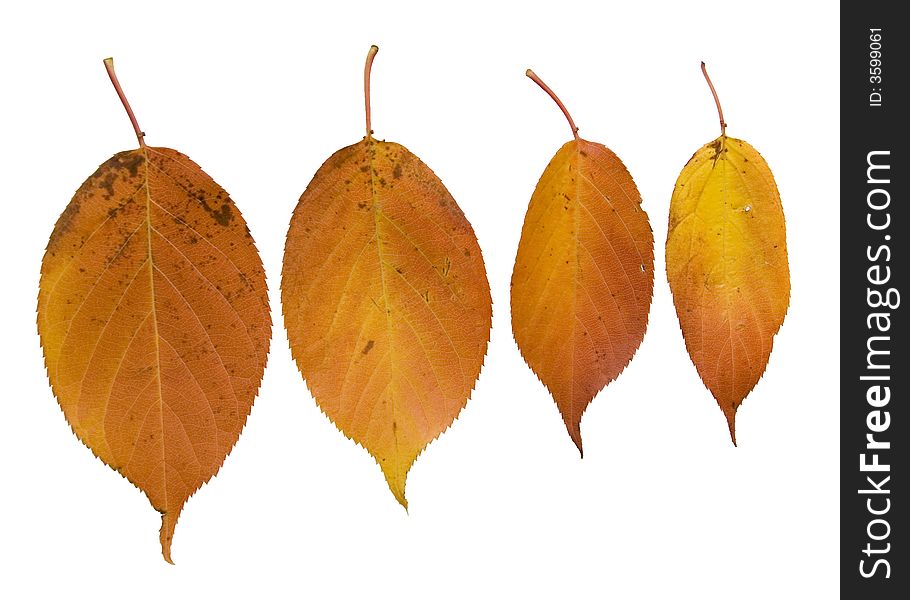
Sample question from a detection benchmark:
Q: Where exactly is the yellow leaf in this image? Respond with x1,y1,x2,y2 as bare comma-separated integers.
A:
666,64,790,444
281,46,491,507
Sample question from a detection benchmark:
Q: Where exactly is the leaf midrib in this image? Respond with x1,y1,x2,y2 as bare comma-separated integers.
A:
366,141,403,479
143,147,169,515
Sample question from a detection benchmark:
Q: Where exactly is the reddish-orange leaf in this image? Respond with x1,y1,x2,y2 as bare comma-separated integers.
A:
282,46,491,507
37,59,271,562
666,63,789,444
511,70,654,454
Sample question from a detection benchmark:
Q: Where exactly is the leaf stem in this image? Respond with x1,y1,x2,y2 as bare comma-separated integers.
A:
526,69,579,141
103,57,146,148
364,45,379,138
701,61,726,137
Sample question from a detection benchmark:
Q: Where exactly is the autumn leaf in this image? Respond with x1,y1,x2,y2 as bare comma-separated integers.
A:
37,59,271,562
510,70,654,454
281,46,491,507
665,63,790,444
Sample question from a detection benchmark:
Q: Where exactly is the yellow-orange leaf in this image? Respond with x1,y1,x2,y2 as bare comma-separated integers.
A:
666,64,789,444
37,60,270,563
281,47,491,507
511,71,654,454
666,136,789,443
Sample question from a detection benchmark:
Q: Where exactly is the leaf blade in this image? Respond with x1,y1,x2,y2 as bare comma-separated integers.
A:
511,139,654,452
666,136,790,442
282,138,491,506
38,147,271,562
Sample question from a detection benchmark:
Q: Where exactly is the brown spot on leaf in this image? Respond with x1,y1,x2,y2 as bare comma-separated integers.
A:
198,195,234,226
213,203,233,226
48,198,82,248
100,150,144,179
97,172,118,199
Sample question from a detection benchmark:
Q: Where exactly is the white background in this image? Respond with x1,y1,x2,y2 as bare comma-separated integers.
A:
1,1,839,597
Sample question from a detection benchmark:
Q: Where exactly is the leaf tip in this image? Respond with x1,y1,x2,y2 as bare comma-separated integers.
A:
392,487,409,512
566,420,584,458
381,464,410,511
159,508,183,565
159,515,176,564
725,408,738,447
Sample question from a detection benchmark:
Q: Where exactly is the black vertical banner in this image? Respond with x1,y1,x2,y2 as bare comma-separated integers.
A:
841,2,906,596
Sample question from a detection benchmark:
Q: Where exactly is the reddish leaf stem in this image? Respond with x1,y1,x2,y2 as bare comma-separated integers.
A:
526,69,579,141
364,45,379,138
701,61,726,137
103,57,146,148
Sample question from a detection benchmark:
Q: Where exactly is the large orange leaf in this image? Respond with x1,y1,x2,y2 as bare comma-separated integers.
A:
666,64,789,444
511,71,654,454
37,59,271,562
281,46,491,507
